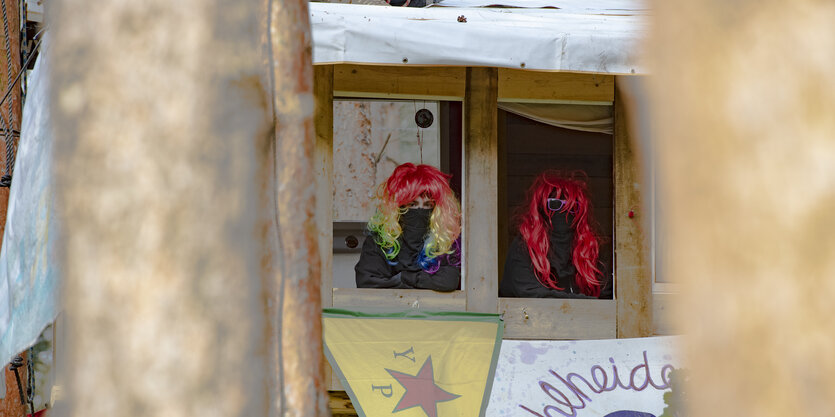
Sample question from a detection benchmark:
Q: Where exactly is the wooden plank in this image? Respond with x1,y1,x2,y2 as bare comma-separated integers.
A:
329,391,358,416
333,288,466,310
652,292,679,336
614,80,653,338
500,298,617,339
333,64,466,100
464,67,499,313
498,69,615,103
314,65,337,392
314,64,334,308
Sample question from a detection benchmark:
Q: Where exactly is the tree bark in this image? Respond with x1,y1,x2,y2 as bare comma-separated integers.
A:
268,0,329,415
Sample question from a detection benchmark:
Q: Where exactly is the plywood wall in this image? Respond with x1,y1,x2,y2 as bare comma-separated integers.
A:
332,101,440,221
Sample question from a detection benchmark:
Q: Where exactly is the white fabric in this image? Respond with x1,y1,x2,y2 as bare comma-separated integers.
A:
499,102,614,134
435,0,648,13
0,34,59,373
487,336,682,417
311,2,648,74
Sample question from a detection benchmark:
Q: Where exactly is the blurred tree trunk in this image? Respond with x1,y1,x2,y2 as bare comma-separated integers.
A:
47,0,324,415
650,1,835,416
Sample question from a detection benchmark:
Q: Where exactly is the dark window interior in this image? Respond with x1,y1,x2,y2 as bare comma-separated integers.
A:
499,110,614,298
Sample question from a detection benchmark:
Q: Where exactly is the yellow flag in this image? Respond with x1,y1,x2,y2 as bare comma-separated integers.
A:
323,309,503,417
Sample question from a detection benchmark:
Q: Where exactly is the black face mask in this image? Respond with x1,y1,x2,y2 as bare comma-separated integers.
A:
548,210,574,236
399,208,431,252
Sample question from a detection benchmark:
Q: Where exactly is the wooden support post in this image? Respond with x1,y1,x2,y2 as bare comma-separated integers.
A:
614,80,652,338
314,64,334,309
313,64,336,391
463,67,499,314
269,0,329,415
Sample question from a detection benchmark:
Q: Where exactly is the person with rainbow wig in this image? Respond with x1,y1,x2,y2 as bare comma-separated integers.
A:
355,163,461,291
500,171,611,299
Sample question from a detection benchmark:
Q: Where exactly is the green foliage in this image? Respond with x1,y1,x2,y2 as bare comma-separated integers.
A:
659,368,689,417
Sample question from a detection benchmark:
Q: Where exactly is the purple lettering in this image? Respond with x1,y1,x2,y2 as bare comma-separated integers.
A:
609,357,631,390
544,405,577,417
522,350,677,415
519,405,546,417
566,371,602,395
591,365,609,392
629,351,651,391
539,381,580,416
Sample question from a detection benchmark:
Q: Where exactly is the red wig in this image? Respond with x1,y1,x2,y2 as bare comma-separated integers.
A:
518,171,601,296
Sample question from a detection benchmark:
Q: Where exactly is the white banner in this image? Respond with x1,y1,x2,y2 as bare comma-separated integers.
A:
0,33,59,374
487,336,681,417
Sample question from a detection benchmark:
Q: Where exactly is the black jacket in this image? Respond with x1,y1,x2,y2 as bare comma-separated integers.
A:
500,212,611,299
355,209,460,292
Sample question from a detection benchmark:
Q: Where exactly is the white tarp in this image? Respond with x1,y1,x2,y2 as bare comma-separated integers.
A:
487,336,681,417
311,2,648,74
435,0,648,14
0,35,59,369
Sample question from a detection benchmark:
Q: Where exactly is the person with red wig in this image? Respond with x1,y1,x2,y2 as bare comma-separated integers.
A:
500,171,610,299
355,163,461,291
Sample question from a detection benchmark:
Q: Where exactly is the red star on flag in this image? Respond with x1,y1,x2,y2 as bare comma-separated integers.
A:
386,356,460,417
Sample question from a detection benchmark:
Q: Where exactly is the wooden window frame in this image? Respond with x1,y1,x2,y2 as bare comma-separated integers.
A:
315,65,651,347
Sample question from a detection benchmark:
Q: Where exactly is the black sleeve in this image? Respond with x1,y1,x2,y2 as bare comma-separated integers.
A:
499,237,594,299
400,259,460,292
355,235,407,289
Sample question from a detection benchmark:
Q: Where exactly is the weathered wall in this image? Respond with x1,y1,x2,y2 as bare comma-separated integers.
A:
650,1,835,415
333,101,439,221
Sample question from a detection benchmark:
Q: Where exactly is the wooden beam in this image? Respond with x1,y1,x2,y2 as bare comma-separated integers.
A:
652,292,678,336
333,288,466,311
333,64,466,100
498,69,615,103
315,65,338,393
614,80,652,338
500,298,617,340
314,64,334,308
464,67,499,314
328,391,358,416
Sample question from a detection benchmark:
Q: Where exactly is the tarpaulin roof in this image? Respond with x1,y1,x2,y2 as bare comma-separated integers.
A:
310,1,648,74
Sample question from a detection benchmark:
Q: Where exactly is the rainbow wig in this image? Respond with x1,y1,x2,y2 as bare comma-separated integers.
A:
367,163,461,273
518,171,602,297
